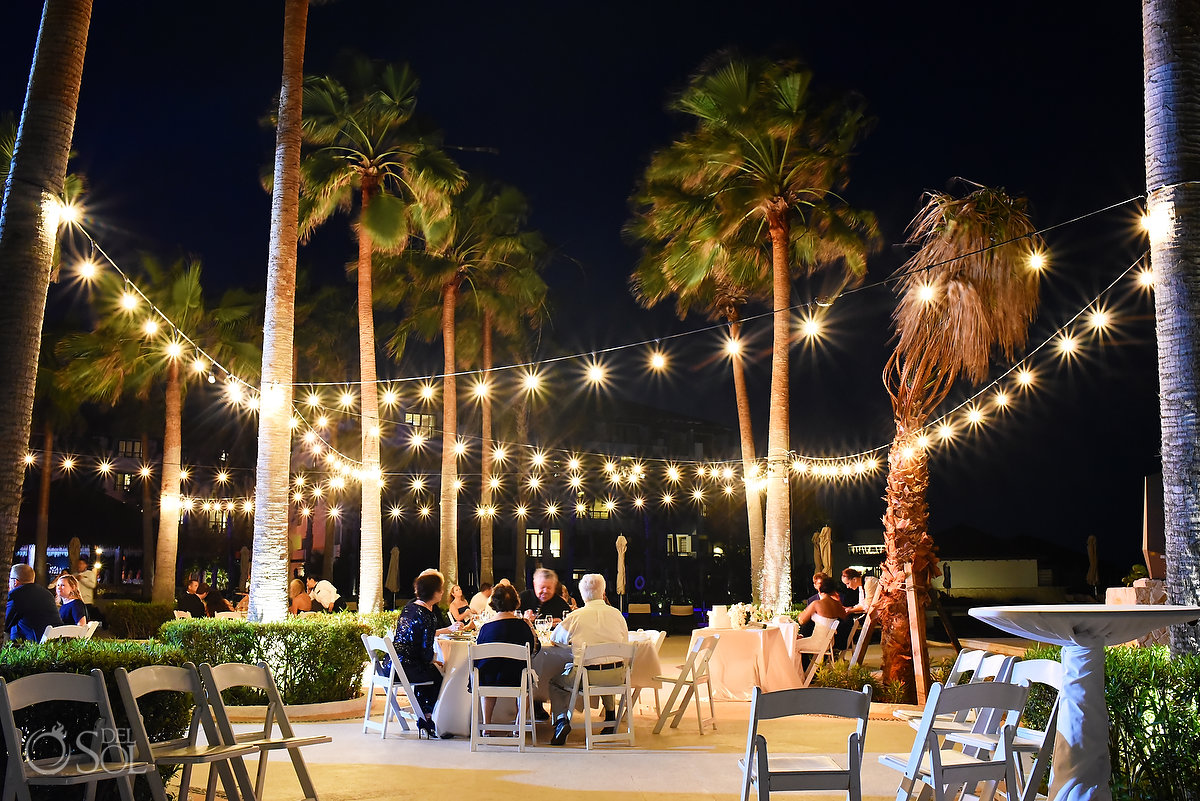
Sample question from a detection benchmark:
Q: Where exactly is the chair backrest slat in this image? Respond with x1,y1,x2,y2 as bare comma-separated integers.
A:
946,649,988,687
751,685,872,721
579,642,635,665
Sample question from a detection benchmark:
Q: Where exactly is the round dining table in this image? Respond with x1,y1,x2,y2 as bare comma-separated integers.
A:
970,604,1200,801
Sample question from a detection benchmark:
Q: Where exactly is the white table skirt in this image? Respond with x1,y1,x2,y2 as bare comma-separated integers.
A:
970,604,1200,801
430,632,662,737
689,625,802,701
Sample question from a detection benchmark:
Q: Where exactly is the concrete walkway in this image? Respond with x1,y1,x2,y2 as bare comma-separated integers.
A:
209,636,940,801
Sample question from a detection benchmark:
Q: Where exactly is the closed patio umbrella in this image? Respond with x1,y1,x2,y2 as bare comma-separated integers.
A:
385,546,401,594
615,535,628,598
239,546,250,592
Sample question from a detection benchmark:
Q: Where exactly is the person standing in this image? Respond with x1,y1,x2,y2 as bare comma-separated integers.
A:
73,557,97,605
6,564,61,642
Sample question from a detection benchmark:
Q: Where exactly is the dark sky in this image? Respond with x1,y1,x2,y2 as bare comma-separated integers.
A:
2,2,1156,570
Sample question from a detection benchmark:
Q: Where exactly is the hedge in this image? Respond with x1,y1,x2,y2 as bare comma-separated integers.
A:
1025,644,1200,801
156,616,371,704
102,601,176,640
0,639,189,801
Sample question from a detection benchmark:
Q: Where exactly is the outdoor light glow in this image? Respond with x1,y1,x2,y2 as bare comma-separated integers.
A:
604,460,617,474
916,435,931,449
369,425,380,438
143,319,159,336
62,457,76,472
1058,335,1077,355
515,505,528,518
381,389,398,406
246,395,260,411
666,466,681,482
1141,204,1174,243
661,493,674,506
411,432,426,448
178,468,190,481
801,318,821,338
453,479,463,491
576,502,587,514
339,391,355,408
57,202,81,225
966,407,984,426
295,474,306,487
568,457,581,471
302,431,317,445
420,383,436,400
473,380,490,399
527,475,542,490
917,284,936,303
488,477,501,490
521,371,542,392
791,460,804,473
306,393,321,407
901,446,916,461
1137,268,1156,288
293,492,304,503
121,292,138,310
216,470,230,483
289,417,301,430
723,484,734,495
166,341,182,359
633,496,645,508
692,488,705,501
1029,251,1047,271
532,451,547,468
650,351,667,370
995,392,1009,408
137,464,153,478
937,423,955,440
419,505,432,517
331,476,346,490
604,499,616,512
721,466,733,480
300,506,311,516
724,337,742,356
23,453,35,466
411,477,426,492
312,486,324,498
1016,369,1034,387
586,363,606,385
569,475,583,489
328,505,341,519
78,260,98,280
1089,310,1110,329
227,383,245,404
191,358,208,375
97,460,112,474
453,440,466,456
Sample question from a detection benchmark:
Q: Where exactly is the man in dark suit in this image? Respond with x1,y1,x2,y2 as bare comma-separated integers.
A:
6,563,62,642
176,578,207,619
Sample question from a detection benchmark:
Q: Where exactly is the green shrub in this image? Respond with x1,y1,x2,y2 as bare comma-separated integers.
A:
356,610,401,638
0,639,190,801
1024,644,1200,801
157,616,371,704
102,601,176,639
812,660,907,703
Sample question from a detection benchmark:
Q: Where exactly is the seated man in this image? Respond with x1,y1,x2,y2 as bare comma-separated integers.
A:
469,582,493,614
6,563,62,642
519,568,572,622
548,573,629,745
176,578,208,619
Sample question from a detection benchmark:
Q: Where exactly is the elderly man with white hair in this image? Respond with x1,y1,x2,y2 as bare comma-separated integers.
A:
547,572,628,745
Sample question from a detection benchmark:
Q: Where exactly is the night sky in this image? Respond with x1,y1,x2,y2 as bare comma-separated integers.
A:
2,2,1157,575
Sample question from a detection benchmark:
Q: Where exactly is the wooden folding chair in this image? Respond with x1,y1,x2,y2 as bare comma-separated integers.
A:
361,634,435,738
115,662,257,801
200,661,331,801
0,669,159,801
739,684,873,801
652,633,718,734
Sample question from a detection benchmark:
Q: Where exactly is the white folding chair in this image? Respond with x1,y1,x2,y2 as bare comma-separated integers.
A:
793,620,839,687
880,680,1030,801
893,649,991,722
115,662,257,801
215,611,240,619
568,642,636,748
739,684,873,801
40,623,90,642
174,611,192,619
0,669,159,801
200,661,331,801
903,654,1018,738
946,659,1063,801
652,633,718,734
360,634,436,738
467,642,537,751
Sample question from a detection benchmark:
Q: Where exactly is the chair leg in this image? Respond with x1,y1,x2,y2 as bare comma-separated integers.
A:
286,745,320,801
671,683,697,729
653,678,685,734
706,677,716,730
255,748,269,801
362,681,374,733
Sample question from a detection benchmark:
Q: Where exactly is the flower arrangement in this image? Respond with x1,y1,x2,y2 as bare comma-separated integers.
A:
728,602,776,628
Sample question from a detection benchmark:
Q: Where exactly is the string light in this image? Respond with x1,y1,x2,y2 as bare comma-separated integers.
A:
1029,251,1047,271
724,337,742,356
143,319,159,336
649,351,667,371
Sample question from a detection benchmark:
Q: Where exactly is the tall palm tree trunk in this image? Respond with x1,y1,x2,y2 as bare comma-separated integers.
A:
439,281,459,583
1145,0,1200,652
762,212,793,610
878,425,934,701
479,311,495,584
152,359,182,604
250,0,307,623
0,0,92,606
35,423,52,583
358,184,383,613
141,430,154,598
728,318,765,603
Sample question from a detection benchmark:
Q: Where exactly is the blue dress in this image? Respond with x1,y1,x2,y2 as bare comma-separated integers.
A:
383,601,443,715
59,598,87,625
474,617,539,686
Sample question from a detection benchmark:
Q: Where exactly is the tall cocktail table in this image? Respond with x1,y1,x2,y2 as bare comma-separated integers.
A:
970,604,1200,801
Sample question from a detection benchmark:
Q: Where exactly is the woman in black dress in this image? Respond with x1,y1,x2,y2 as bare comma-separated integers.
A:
473,583,540,726
388,571,447,737
448,584,474,625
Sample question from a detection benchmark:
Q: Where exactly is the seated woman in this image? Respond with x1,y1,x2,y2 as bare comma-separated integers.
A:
288,578,313,615
473,583,540,726
55,574,88,626
417,568,461,636
448,584,475,626
387,571,449,738
794,578,848,668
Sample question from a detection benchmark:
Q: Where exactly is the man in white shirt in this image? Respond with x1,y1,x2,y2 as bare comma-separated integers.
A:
469,582,493,614
548,573,628,745
74,558,97,605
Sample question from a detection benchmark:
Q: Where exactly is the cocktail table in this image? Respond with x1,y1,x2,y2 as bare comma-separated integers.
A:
970,604,1200,801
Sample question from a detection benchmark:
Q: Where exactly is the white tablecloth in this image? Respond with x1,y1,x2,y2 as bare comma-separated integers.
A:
970,604,1200,801
430,632,662,737
689,625,802,701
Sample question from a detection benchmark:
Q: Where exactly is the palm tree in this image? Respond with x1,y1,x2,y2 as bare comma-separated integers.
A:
0,0,92,606
1144,0,1200,653
880,185,1041,697
385,182,542,584
298,56,464,612
639,55,877,608
250,0,310,623
59,256,260,604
